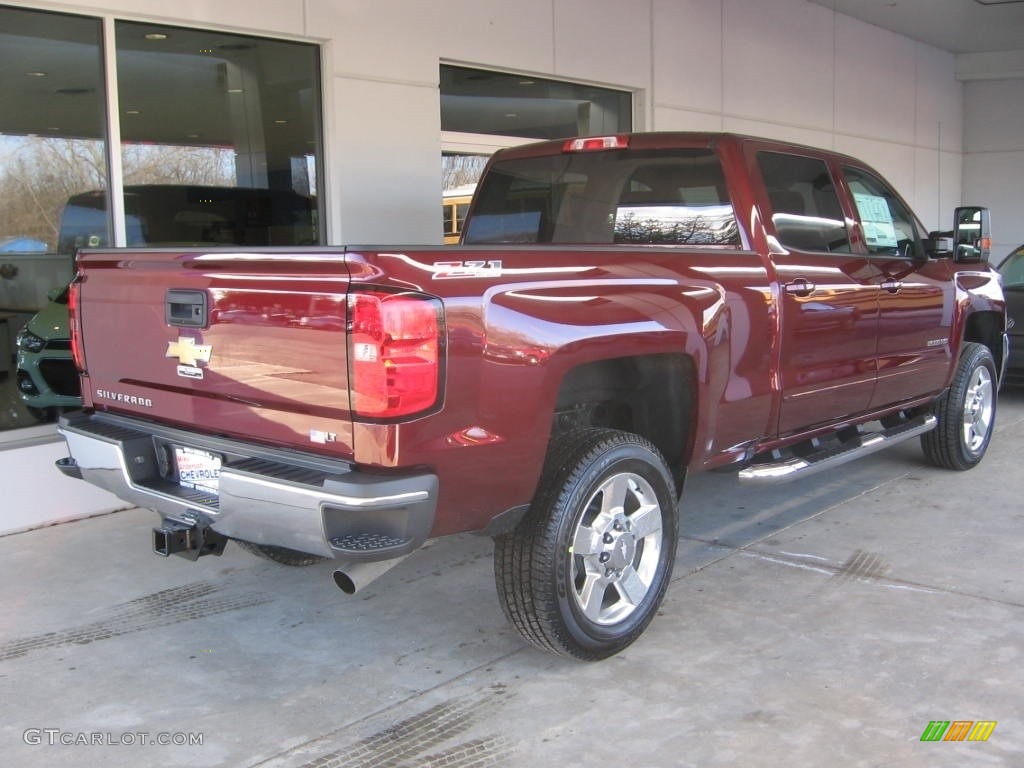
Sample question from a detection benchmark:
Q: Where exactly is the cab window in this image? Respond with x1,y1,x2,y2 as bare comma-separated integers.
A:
465,148,740,246
842,166,926,259
756,151,850,253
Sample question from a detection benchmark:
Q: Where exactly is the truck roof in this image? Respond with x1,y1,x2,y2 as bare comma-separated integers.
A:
491,131,866,165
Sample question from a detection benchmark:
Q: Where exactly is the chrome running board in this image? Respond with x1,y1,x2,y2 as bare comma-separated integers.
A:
738,414,936,484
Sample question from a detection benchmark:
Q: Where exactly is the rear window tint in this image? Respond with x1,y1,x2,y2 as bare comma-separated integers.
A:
464,149,740,247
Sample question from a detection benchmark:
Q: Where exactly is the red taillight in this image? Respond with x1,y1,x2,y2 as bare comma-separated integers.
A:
562,135,630,153
68,278,87,374
348,291,442,419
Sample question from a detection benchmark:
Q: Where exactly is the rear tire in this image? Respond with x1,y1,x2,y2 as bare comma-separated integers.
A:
494,428,679,660
235,540,326,566
921,342,997,470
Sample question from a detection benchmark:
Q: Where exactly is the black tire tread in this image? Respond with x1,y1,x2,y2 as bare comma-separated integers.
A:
921,342,996,471
494,428,677,660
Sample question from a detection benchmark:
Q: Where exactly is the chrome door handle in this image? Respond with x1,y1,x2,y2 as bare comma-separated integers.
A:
784,279,815,297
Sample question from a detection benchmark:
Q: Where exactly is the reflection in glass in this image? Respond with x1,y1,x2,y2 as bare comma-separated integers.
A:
0,6,105,430
115,21,323,244
441,65,631,140
614,204,740,246
0,11,327,432
0,7,106,267
757,151,851,254
441,153,487,243
465,148,739,246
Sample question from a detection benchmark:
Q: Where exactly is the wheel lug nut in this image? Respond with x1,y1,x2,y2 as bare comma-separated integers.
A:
603,533,614,544
599,552,610,563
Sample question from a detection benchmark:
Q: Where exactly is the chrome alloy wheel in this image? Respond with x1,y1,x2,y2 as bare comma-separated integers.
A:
569,471,664,626
962,365,994,454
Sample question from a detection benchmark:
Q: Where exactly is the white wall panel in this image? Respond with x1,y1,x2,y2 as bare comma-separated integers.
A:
834,14,915,146
964,79,1024,153
911,147,963,233
306,0,438,83
834,134,916,209
327,78,441,244
962,79,1024,260
438,0,556,75
552,0,650,89
87,0,307,37
722,0,835,132
652,0,723,115
964,149,1024,258
916,45,962,152
0,437,127,536
654,106,724,132
722,117,834,152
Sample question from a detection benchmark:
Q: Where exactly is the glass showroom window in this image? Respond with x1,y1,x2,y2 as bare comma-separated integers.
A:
0,6,325,432
113,21,323,248
0,5,106,430
439,64,632,243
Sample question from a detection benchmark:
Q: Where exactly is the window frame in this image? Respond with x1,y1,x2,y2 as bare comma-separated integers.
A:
754,149,853,256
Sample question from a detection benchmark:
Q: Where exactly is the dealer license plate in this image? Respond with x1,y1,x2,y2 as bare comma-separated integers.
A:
174,446,222,495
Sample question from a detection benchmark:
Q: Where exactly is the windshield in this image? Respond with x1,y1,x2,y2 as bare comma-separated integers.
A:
463,148,740,247
998,247,1024,288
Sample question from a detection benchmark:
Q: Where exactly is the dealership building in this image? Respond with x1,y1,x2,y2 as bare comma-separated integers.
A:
1,0,1024,524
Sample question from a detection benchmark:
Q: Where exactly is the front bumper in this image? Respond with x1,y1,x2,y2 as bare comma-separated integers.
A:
16,344,82,410
57,411,437,561
1003,328,1023,387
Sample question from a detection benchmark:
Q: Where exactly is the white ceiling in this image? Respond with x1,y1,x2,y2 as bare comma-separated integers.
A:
809,0,1024,54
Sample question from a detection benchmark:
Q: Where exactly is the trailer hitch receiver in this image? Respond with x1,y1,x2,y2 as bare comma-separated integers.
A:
153,517,227,560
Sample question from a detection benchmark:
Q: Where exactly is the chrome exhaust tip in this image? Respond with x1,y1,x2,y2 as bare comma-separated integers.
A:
332,557,408,594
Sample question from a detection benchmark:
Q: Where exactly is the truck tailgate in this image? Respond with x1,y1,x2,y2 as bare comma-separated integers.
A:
75,249,357,458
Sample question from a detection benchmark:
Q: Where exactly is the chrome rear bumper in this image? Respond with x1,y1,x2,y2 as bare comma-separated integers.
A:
58,412,437,560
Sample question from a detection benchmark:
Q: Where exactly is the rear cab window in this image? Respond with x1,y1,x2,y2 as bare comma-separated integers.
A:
463,148,741,247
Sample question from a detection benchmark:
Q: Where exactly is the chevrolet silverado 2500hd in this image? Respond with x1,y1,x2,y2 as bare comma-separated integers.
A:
57,132,1008,659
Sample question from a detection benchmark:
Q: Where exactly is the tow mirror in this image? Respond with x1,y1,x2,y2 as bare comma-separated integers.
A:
952,206,990,264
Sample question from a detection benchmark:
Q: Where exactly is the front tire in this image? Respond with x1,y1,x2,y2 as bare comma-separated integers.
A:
494,429,679,660
921,342,997,470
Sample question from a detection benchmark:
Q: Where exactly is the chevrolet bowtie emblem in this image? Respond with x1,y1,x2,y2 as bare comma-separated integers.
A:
166,336,212,367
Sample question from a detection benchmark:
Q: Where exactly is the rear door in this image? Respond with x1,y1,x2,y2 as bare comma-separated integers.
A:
752,147,879,435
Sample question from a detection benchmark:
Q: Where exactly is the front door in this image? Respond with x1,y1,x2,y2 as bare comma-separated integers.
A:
841,166,951,408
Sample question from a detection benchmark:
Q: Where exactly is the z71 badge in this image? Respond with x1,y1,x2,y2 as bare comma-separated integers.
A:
432,259,503,279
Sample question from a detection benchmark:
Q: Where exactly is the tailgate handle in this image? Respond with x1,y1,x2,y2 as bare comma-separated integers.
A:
166,289,208,327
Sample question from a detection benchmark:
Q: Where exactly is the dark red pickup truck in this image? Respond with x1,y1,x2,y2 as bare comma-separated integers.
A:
58,132,1007,659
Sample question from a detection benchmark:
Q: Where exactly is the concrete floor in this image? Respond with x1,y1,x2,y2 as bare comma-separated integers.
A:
1,391,1022,768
